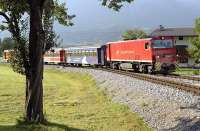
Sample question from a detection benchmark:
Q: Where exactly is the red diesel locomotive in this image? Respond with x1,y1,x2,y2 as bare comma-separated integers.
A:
103,37,176,74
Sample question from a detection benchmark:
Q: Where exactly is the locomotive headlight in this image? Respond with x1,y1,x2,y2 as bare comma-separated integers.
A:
156,56,160,59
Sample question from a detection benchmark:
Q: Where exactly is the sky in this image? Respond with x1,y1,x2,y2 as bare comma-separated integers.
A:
1,0,200,45
60,0,200,30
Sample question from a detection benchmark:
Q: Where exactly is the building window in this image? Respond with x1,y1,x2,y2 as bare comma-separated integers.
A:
179,36,184,40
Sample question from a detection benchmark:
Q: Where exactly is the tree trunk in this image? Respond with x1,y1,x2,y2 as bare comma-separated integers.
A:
25,0,45,123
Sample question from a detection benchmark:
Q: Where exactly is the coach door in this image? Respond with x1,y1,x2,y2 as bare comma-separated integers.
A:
60,50,65,62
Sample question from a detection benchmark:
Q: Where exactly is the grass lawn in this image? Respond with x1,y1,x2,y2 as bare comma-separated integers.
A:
0,64,152,131
175,67,200,75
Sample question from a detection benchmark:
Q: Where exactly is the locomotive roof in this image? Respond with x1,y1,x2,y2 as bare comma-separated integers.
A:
106,38,152,44
65,46,101,50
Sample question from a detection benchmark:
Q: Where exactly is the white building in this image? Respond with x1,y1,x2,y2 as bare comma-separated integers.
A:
151,27,198,67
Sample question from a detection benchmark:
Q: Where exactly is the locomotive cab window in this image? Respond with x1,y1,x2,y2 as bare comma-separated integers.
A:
145,42,150,49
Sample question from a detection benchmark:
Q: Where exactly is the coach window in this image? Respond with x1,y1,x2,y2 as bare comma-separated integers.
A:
93,51,96,56
85,51,88,56
77,51,80,56
145,42,150,49
83,51,85,55
72,50,74,56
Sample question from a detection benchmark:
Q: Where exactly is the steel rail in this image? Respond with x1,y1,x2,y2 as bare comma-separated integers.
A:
95,67,200,96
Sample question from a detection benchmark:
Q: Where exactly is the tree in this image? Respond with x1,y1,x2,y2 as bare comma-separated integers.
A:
122,29,147,40
0,0,134,123
0,0,73,123
189,18,200,65
101,0,134,11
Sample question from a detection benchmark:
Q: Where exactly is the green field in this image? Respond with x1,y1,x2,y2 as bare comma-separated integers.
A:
0,64,151,131
175,67,200,75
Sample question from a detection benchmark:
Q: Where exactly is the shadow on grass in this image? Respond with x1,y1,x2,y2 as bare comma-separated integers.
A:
0,121,85,131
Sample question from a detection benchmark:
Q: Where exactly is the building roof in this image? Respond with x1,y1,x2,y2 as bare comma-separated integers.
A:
150,27,197,37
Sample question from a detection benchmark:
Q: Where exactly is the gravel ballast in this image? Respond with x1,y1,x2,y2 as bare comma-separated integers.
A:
57,66,200,131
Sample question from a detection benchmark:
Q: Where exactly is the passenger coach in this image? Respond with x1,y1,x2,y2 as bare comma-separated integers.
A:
64,46,102,66
44,48,65,64
2,50,13,62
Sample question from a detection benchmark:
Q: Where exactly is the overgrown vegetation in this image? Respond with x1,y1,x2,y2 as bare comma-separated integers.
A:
0,64,151,131
189,18,200,66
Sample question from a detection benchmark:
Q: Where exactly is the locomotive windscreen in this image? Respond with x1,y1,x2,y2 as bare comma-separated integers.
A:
153,40,174,48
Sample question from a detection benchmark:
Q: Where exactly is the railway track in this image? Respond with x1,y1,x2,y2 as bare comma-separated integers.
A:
157,73,200,81
94,67,200,96
51,65,200,96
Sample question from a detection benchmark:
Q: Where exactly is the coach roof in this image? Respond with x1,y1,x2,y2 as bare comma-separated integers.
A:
65,45,101,50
